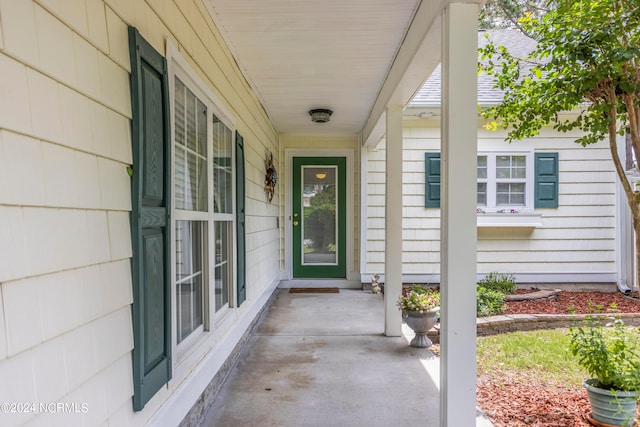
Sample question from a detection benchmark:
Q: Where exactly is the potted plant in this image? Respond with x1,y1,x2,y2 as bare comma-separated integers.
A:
569,313,640,426
397,285,440,348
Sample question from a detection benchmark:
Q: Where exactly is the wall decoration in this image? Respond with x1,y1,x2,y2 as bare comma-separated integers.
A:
265,153,277,203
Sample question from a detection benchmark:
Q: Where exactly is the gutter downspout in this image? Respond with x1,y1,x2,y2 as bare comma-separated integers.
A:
617,133,638,294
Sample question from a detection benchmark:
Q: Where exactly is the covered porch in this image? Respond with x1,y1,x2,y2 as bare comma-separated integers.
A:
201,289,493,426
205,0,482,425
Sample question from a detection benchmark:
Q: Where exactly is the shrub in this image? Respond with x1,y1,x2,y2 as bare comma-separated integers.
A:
477,272,517,294
569,314,640,392
477,286,506,317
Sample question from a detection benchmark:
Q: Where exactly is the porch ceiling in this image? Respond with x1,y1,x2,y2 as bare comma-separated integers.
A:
203,0,425,137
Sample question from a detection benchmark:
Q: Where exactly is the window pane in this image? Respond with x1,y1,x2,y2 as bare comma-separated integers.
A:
176,221,206,343
477,182,487,206
186,90,196,151
175,79,186,147
183,152,207,211
213,115,233,214
511,183,525,205
477,156,487,179
215,221,232,311
496,183,526,206
512,156,526,178
174,77,207,212
496,156,511,179
496,155,527,179
175,148,186,208
511,193,525,205
197,99,207,154
302,167,337,265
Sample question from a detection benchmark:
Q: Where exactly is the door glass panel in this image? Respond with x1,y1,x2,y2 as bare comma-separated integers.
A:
302,166,337,265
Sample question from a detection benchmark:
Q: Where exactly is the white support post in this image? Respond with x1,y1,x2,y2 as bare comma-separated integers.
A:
440,3,478,427
384,105,403,337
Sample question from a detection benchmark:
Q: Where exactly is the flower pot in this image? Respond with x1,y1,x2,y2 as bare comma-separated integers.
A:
583,379,639,427
403,307,439,348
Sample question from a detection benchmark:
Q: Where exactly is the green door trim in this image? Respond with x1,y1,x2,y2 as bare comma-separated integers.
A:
292,157,347,278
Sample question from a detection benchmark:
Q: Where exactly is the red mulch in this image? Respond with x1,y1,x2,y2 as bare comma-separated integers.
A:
477,291,640,427
505,290,640,315
477,375,592,427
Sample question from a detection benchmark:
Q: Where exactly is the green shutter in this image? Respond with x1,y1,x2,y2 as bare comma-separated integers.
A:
534,152,559,208
425,152,441,208
128,26,172,411
235,132,246,306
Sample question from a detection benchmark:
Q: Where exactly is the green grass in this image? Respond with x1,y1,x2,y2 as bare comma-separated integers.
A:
477,329,587,385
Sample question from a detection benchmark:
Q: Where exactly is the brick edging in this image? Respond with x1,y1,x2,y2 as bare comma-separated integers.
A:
427,313,640,344
477,313,640,336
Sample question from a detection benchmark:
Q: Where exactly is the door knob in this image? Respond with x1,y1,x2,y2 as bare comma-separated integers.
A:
293,221,299,226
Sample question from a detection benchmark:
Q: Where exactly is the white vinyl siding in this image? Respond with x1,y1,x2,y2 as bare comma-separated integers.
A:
0,1,281,426
365,122,617,280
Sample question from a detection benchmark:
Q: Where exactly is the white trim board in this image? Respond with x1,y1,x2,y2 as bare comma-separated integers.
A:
359,147,369,279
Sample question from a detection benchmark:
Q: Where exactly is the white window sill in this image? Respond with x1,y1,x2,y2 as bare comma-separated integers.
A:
476,212,542,227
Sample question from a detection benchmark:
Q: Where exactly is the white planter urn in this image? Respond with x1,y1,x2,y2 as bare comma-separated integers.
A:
403,307,439,348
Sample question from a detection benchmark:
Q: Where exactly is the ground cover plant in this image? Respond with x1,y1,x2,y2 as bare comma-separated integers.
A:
477,286,507,317
478,272,517,294
476,272,515,316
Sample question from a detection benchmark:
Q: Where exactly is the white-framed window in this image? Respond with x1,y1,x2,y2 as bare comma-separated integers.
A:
168,43,236,356
477,151,534,211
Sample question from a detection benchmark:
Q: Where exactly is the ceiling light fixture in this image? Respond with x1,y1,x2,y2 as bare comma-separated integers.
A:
309,109,333,123
315,173,327,179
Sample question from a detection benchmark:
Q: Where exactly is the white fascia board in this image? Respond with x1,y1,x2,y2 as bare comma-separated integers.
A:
362,0,447,147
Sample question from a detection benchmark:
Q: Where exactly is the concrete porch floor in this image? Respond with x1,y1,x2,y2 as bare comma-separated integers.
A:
201,289,493,427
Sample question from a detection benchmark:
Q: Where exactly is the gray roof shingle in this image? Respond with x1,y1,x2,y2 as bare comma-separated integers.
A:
409,29,537,107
